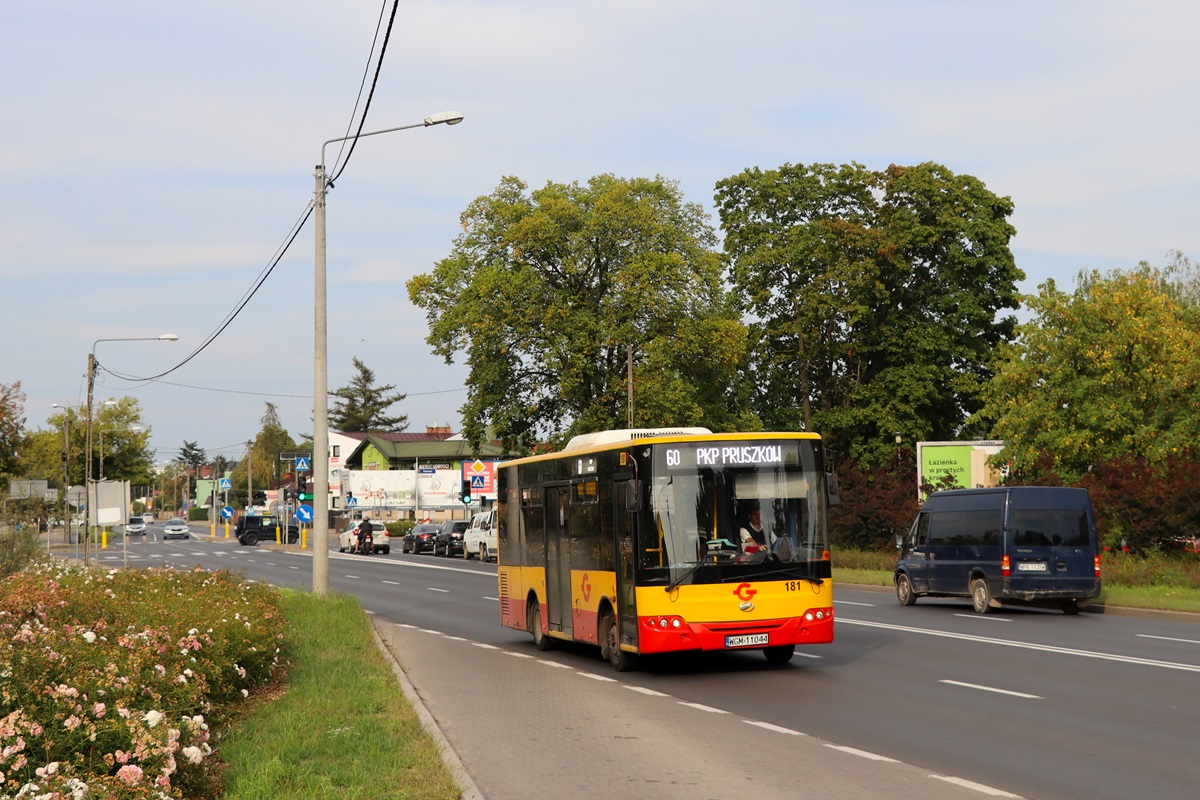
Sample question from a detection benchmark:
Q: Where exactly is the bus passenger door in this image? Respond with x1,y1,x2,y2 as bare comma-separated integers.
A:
614,479,637,650
545,485,570,634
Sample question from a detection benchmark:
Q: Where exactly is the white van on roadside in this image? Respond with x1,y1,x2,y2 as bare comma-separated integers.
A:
464,509,497,562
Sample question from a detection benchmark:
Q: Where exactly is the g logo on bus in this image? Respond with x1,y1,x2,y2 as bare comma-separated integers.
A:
734,583,757,602
580,573,592,603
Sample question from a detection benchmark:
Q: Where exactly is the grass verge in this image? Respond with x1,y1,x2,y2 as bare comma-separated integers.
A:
218,590,460,800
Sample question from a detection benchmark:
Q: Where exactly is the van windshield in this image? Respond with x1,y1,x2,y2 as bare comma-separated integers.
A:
1012,509,1089,547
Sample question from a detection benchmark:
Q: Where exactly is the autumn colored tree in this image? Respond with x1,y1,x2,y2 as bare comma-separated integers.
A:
0,381,26,482
979,263,1200,483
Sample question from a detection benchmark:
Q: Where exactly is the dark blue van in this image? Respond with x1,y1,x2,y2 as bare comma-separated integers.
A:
894,487,1101,614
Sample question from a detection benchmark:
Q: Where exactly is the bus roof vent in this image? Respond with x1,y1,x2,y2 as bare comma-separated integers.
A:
563,427,714,452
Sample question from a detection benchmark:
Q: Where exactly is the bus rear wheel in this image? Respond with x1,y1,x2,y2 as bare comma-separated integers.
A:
529,602,552,651
600,611,636,672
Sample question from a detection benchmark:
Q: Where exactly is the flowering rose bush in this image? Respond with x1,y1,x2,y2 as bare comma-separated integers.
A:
0,563,289,799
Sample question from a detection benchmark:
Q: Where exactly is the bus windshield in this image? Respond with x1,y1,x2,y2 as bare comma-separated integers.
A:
638,439,829,585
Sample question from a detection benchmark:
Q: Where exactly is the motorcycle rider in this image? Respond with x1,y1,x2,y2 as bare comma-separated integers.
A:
356,517,374,554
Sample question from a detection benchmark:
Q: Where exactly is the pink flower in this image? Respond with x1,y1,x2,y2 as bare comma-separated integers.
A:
63,715,81,731
92,702,106,718
116,764,144,786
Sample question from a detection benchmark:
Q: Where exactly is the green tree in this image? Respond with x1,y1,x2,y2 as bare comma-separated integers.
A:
978,263,1200,482
229,403,301,508
177,441,206,499
408,174,752,453
0,381,26,482
329,357,408,433
92,397,154,485
715,162,1022,465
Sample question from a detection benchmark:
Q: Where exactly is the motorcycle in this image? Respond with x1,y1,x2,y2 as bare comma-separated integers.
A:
356,528,374,555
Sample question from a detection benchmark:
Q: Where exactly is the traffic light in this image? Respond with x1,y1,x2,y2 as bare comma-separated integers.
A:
282,488,291,502
461,479,472,505
297,478,312,502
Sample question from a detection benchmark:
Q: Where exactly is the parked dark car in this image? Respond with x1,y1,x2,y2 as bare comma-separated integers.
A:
235,514,299,546
433,520,469,557
402,523,441,554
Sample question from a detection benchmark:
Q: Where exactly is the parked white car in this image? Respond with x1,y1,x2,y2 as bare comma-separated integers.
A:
464,509,497,562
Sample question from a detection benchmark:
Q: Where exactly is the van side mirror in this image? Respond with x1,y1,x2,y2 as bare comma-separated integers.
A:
625,480,642,512
894,532,903,549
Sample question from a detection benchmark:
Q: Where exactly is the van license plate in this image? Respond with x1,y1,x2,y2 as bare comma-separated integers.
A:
725,634,769,648
1017,562,1048,572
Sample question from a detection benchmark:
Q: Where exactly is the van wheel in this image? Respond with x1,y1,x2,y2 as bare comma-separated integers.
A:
896,573,917,606
480,543,490,563
971,578,993,614
601,611,636,672
1061,599,1081,615
529,602,552,651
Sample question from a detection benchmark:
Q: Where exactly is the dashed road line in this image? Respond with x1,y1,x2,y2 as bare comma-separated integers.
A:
940,680,1041,699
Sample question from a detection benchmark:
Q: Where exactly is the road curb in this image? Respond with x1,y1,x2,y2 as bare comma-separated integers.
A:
370,622,485,800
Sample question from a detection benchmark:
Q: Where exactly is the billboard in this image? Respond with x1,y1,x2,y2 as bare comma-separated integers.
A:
916,440,1005,500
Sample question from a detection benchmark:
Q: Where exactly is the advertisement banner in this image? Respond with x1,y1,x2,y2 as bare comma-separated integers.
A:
916,440,1004,500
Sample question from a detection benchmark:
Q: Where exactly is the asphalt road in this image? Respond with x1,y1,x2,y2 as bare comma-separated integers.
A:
73,525,1200,800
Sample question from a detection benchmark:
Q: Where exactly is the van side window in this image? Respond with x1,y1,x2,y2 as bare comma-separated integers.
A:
929,510,1001,546
1013,509,1089,547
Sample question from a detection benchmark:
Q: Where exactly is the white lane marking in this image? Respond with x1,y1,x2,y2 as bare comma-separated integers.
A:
428,587,449,593
472,643,500,650
444,636,466,641
929,775,1024,798
678,701,727,714
954,613,1011,622
840,618,1200,673
382,580,399,585
625,686,669,697
940,680,1041,699
579,672,617,683
483,595,499,601
1137,634,1200,646
418,628,442,635
825,744,897,762
834,600,875,607
505,652,535,659
345,575,360,579
794,652,822,659
744,720,805,736
288,565,299,570
540,661,573,669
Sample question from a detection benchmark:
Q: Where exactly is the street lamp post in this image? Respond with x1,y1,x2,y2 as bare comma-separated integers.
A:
85,334,178,565
311,111,463,596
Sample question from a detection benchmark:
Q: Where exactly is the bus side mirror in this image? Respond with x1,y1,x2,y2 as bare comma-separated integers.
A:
625,480,641,512
825,473,841,506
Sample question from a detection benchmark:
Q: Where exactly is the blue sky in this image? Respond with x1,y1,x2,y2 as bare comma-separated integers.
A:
4,1,1197,463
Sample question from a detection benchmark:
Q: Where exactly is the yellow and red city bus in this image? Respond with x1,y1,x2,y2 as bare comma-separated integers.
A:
497,428,834,671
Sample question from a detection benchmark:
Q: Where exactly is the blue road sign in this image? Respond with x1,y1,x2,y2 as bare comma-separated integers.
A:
221,505,234,519
346,497,358,508
470,475,486,489
295,457,310,472
297,504,313,522
219,477,232,491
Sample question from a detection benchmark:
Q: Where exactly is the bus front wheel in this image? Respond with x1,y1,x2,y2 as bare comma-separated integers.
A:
763,645,795,664
600,611,636,672
529,602,552,651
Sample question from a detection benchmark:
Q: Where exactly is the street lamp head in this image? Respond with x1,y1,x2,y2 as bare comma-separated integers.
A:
424,110,464,126
159,333,179,341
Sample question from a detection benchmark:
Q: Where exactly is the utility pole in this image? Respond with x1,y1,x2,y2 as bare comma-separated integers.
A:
247,440,253,515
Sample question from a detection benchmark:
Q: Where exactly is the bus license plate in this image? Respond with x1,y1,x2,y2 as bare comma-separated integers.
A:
725,633,769,648
1017,562,1048,572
